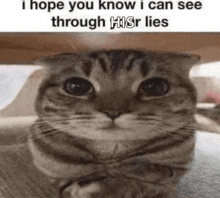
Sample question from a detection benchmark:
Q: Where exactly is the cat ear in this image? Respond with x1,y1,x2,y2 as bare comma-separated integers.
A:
32,55,53,68
175,53,201,76
34,56,50,67
32,55,62,77
33,53,75,67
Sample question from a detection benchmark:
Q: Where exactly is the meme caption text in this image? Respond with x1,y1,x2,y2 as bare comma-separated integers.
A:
22,0,203,30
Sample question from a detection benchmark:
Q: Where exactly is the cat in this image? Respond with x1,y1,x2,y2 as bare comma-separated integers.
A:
28,49,200,198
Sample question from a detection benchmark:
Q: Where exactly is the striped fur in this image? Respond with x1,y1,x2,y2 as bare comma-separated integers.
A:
29,50,200,198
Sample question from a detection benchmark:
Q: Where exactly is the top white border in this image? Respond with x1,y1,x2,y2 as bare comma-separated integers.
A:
0,0,219,32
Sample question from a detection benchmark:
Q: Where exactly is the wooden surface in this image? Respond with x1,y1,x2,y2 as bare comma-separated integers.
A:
0,33,220,64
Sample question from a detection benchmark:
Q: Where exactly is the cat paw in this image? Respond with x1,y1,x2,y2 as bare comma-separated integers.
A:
60,181,101,198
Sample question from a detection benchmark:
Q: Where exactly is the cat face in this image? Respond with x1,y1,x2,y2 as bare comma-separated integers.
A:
35,50,199,143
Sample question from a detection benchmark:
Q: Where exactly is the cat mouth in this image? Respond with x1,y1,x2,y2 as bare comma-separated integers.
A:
98,123,132,132
99,122,123,130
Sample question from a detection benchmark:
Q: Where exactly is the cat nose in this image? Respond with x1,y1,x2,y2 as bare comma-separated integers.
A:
104,110,122,120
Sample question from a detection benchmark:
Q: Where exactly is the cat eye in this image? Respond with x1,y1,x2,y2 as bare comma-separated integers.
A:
63,77,93,96
139,78,169,96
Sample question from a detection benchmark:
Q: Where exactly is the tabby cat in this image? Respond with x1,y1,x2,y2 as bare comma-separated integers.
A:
29,50,200,198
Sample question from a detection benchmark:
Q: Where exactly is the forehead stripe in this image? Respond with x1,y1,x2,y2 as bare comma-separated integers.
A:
111,52,127,73
140,61,150,77
82,61,92,76
126,57,137,71
98,58,108,73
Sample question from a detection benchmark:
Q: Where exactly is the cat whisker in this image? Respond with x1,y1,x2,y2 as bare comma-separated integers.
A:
30,122,71,131
28,132,60,141
16,134,29,143
38,116,97,123
28,126,75,140
36,123,74,131
163,129,194,141
137,118,161,121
